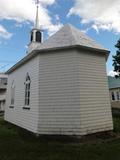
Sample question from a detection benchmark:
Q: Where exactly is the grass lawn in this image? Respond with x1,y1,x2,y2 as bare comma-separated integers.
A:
1,117,120,160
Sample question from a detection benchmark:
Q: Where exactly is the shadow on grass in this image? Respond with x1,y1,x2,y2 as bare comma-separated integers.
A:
0,116,120,160
0,117,117,144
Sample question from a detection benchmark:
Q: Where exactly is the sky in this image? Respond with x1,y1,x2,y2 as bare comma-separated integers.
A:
0,0,120,76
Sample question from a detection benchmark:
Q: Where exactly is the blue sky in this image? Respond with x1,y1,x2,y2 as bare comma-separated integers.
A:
0,0,120,76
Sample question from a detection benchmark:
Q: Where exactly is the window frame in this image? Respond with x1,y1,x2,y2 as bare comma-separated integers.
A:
116,91,120,101
24,73,31,109
10,80,15,108
36,31,41,42
111,91,115,101
111,90,120,101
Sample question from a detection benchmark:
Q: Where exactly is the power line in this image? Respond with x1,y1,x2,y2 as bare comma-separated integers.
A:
0,63,14,72
0,60,17,72
0,60,16,63
0,64,9,69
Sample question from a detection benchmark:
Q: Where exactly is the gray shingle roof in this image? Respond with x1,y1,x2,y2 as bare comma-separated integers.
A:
108,76,120,89
35,24,108,52
6,24,109,74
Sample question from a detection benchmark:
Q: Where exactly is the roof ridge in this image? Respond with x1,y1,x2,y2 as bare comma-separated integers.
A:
67,24,78,45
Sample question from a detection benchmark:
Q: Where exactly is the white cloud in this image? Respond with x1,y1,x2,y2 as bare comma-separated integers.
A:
68,0,120,33
0,25,12,39
92,24,99,34
38,0,56,6
108,70,118,77
80,28,90,34
0,0,62,35
55,14,60,21
46,23,63,36
15,23,23,28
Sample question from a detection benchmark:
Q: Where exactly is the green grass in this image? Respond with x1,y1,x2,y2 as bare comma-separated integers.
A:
1,117,120,160
113,117,120,133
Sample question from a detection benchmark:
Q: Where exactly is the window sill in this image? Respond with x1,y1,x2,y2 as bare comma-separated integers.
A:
23,106,30,110
9,106,14,108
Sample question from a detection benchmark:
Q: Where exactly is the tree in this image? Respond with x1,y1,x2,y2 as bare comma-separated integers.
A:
113,39,120,77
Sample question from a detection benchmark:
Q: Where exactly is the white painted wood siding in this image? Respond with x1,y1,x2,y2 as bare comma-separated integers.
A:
5,55,39,133
38,49,81,135
5,48,113,136
38,49,113,135
77,50,113,135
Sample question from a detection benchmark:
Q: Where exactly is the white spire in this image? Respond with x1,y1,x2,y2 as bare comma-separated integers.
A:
35,0,39,29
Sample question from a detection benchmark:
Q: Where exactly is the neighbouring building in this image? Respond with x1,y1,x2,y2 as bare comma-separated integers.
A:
0,73,8,112
4,4,113,136
108,76,120,109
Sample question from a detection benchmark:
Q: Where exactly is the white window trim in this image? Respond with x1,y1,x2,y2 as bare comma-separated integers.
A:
10,80,15,107
111,91,120,102
23,73,31,109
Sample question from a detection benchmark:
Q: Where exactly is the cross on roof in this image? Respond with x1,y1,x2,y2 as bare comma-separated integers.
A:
35,0,40,6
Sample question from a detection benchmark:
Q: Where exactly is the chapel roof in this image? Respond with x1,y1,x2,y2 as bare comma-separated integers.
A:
6,24,109,74
35,24,108,52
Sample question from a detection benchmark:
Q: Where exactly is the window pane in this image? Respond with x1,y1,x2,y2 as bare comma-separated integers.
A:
28,91,30,97
116,92,120,100
31,31,33,42
24,74,31,106
112,92,115,101
11,81,15,105
28,83,30,90
36,31,41,42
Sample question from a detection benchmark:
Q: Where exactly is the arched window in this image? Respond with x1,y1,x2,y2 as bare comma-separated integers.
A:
25,73,31,106
36,31,41,42
11,80,15,106
31,31,33,42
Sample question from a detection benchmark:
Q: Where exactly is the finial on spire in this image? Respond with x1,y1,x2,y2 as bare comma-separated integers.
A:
35,0,40,29
35,0,39,7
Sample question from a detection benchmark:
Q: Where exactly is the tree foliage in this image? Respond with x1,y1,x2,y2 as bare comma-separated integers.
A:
113,39,120,77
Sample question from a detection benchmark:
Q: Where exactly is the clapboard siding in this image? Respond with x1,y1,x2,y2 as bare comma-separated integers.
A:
5,55,39,133
5,48,113,136
38,49,82,135
38,49,113,135
77,50,113,135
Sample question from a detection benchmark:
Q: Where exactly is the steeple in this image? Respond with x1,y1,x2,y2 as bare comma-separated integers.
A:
27,0,42,54
35,1,39,29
